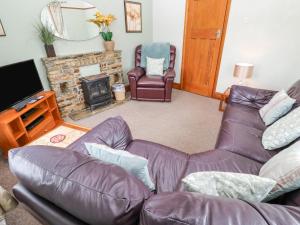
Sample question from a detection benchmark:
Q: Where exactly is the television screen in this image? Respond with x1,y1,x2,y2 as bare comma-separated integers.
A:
0,59,44,112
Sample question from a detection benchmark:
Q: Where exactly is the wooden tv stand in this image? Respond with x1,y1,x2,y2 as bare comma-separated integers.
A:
0,91,63,159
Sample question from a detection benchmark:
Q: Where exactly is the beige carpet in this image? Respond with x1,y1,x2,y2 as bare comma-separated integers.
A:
0,89,223,225
66,89,223,154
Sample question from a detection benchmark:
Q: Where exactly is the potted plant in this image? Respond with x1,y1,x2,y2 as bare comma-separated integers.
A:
36,23,56,57
88,12,116,51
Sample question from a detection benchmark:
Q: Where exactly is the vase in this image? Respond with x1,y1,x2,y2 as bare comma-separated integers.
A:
103,41,115,52
44,44,56,57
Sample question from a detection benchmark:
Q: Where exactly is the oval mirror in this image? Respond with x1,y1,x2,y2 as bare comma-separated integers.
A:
41,0,99,41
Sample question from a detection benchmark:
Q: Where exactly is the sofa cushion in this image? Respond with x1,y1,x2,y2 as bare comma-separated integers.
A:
9,146,151,225
140,192,270,225
262,106,300,150
259,90,296,126
182,171,276,202
140,192,300,225
177,150,262,192
222,103,266,130
126,140,189,193
0,186,18,213
146,57,165,76
137,76,165,88
67,116,133,154
215,119,278,163
85,143,155,190
260,141,300,201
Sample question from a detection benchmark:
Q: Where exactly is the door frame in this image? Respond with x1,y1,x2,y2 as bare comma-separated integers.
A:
180,0,232,99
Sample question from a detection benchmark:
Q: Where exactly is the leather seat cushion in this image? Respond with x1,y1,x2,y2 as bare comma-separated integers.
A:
215,119,280,163
137,76,165,88
126,140,189,193
222,103,266,131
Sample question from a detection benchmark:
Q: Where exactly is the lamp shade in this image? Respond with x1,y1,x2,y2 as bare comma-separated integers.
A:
233,63,254,79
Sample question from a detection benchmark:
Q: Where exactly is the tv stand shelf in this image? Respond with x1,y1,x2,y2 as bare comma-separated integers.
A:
0,91,63,159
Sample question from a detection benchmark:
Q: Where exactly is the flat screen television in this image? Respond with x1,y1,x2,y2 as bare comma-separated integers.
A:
0,59,44,112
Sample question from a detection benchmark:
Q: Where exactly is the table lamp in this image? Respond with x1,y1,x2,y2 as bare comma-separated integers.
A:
233,63,254,85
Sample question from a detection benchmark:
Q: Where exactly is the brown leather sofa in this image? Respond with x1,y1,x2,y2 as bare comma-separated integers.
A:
127,45,176,102
8,80,300,225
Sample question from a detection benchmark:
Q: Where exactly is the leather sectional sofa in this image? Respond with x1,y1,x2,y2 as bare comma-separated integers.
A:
9,81,300,225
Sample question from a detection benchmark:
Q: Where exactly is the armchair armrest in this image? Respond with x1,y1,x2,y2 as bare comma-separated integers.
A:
127,67,146,81
229,85,277,109
163,69,176,82
140,192,300,225
67,116,133,154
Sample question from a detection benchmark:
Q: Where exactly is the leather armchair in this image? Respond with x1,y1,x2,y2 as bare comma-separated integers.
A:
127,45,176,102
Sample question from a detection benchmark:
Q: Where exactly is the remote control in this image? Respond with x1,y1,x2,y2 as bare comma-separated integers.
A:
28,99,37,104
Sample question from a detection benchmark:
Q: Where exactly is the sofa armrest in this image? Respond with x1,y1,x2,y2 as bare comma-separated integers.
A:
127,67,146,80
9,146,151,225
229,85,277,109
163,69,176,82
67,116,133,154
140,192,300,225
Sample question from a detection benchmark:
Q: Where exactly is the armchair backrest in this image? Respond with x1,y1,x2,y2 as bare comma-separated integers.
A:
135,45,176,70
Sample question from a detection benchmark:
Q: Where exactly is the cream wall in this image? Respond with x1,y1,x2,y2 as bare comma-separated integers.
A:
0,0,153,89
217,0,300,92
152,0,186,84
152,0,300,92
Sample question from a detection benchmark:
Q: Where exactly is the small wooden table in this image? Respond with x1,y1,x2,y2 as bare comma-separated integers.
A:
219,87,231,112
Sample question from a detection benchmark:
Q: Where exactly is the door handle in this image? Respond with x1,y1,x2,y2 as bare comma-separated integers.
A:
216,29,222,39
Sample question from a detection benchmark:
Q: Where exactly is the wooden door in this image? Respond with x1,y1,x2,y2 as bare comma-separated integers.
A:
181,0,231,97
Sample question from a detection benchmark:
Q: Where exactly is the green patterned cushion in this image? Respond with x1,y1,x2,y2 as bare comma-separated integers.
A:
182,172,276,202
0,186,18,215
259,90,295,126
262,106,300,150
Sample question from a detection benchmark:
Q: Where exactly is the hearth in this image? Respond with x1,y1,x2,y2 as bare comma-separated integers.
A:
80,74,112,110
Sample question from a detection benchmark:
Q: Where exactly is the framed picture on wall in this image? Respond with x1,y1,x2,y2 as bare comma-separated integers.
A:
124,1,142,33
0,20,6,36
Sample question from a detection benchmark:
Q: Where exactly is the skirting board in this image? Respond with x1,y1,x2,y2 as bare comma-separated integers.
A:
126,83,224,100
213,92,224,100
126,83,182,91
173,83,181,90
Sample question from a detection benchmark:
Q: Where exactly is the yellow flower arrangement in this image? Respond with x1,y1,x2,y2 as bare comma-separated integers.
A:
88,11,116,41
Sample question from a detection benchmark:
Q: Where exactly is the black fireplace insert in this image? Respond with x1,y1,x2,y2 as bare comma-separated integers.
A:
80,74,112,110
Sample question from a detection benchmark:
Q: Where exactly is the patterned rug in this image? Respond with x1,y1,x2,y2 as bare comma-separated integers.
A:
28,125,86,148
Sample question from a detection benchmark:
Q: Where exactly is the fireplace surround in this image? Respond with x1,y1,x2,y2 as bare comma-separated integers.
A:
42,51,123,117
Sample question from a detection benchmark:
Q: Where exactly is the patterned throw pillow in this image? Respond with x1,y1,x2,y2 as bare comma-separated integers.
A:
260,141,300,201
262,106,300,150
259,90,296,126
85,143,155,190
182,172,276,202
0,186,18,214
146,57,165,76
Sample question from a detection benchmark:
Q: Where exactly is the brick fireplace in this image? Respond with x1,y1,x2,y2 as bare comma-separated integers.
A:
42,51,123,117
